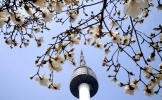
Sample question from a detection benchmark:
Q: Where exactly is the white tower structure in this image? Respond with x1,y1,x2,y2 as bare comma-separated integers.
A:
70,50,98,100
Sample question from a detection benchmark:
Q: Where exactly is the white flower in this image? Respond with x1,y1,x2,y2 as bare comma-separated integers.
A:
53,54,65,64
53,83,61,90
64,52,74,60
0,11,9,28
5,39,12,45
33,27,40,33
159,63,162,69
135,51,141,60
87,25,94,30
154,74,162,84
86,25,94,33
71,0,79,6
55,43,62,51
107,30,115,37
42,7,54,22
48,54,64,72
131,39,136,44
10,10,24,25
35,73,48,87
64,0,72,5
143,86,154,97
105,49,111,55
24,4,32,16
94,41,103,49
54,2,64,13
29,75,33,79
132,79,138,84
110,31,121,44
94,25,101,33
111,77,117,82
148,80,156,89
24,42,29,47
109,20,118,26
37,37,44,47
93,33,100,40
86,38,92,45
148,53,155,61
123,0,148,18
49,61,63,72
124,84,138,95
121,36,130,45
67,10,78,22
32,0,45,7
117,82,122,87
37,37,44,43
159,33,162,38
143,65,153,79
69,36,80,47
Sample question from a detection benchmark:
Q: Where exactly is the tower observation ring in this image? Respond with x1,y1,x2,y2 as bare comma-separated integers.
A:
70,66,99,98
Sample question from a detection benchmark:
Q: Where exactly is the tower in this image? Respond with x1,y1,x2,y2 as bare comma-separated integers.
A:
70,50,99,100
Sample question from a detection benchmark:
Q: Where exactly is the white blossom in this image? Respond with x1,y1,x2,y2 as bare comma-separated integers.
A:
53,83,61,90
37,37,44,44
71,0,79,6
0,11,9,28
33,27,40,33
135,51,141,60
143,65,153,79
37,37,44,47
24,4,33,16
5,39,12,45
69,36,80,47
124,84,138,95
148,55,155,61
48,54,64,72
110,31,121,44
32,0,45,7
107,30,116,37
49,61,62,72
94,41,103,49
86,38,92,45
121,36,130,45
159,63,162,69
29,75,33,79
143,86,154,97
64,52,74,60
35,73,48,87
24,42,29,47
131,39,136,44
42,7,54,22
117,82,122,87
10,10,24,25
159,33,162,39
109,20,118,26
64,0,72,5
105,49,111,55
92,33,100,40
54,2,64,13
55,43,62,51
67,10,78,22
123,0,148,18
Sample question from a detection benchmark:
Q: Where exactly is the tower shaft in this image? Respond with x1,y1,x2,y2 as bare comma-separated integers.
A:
79,83,90,100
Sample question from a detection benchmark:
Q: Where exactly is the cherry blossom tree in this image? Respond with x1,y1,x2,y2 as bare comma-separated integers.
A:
0,0,162,97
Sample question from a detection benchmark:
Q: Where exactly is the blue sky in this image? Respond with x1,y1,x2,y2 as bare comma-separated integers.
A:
0,0,162,100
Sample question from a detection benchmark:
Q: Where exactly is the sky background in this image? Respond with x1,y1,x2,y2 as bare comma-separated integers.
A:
0,0,162,100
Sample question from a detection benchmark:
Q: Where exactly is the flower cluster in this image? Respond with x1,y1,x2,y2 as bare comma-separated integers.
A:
34,73,61,90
